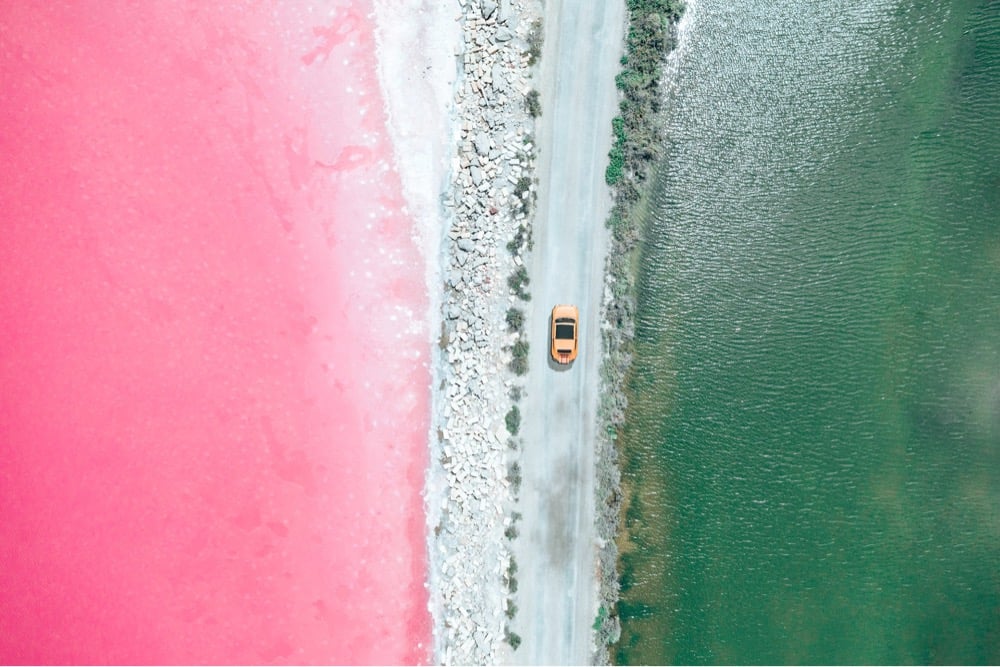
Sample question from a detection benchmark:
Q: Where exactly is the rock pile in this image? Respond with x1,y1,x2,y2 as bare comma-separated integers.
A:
429,0,540,664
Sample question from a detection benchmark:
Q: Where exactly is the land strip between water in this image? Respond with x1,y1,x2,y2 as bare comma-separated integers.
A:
377,0,684,663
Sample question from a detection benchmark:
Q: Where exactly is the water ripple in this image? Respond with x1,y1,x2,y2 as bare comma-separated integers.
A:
618,0,1000,663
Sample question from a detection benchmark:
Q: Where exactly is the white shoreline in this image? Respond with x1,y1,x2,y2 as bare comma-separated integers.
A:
373,0,541,663
370,2,461,661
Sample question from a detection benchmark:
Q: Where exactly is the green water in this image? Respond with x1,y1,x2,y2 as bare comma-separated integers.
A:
616,0,1000,664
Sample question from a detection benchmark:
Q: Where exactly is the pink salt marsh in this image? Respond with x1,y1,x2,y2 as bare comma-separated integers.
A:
0,3,431,663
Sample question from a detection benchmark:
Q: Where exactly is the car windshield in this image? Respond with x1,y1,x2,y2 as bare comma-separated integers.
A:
555,324,575,340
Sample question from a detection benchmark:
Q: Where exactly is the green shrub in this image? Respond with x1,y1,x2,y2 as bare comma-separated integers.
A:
593,605,608,631
525,18,543,65
507,461,522,492
506,307,525,332
507,220,531,252
508,266,531,301
606,143,625,185
612,116,626,142
510,339,529,375
514,176,532,198
606,116,629,186
525,89,541,117
505,405,521,435
507,176,534,215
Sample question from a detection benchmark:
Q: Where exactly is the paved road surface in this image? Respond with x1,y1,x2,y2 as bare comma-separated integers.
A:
509,1,625,663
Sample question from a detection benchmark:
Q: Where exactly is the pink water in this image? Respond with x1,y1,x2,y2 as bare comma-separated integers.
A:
0,3,431,664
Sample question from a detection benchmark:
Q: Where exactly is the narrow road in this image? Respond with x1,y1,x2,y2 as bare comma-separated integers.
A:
509,1,625,663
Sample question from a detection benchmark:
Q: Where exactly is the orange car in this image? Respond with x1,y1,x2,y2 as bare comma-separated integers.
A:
550,304,579,364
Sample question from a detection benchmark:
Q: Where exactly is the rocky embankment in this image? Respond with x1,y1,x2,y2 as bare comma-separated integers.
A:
427,0,540,664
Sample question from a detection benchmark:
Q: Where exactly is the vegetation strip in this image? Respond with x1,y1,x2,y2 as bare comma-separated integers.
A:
593,0,685,662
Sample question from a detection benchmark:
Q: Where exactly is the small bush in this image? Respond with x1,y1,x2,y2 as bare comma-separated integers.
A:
508,266,531,300
506,307,525,332
525,90,541,117
513,178,536,217
505,405,521,435
510,339,529,375
508,266,528,291
504,524,519,540
513,176,532,198
525,18,543,65
612,115,626,142
507,461,522,492
507,222,531,253
506,630,522,650
593,605,608,631
606,141,625,186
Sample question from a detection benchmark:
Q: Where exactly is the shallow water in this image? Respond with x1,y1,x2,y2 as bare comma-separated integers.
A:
0,3,430,663
617,0,1000,663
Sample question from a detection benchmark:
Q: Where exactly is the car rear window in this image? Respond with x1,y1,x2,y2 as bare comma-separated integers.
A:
555,324,575,340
